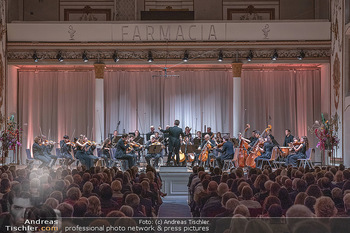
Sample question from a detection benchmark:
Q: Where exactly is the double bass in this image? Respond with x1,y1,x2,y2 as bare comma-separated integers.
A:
237,124,251,168
245,125,272,168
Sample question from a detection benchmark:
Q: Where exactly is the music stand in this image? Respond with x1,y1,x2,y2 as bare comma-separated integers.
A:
148,145,162,154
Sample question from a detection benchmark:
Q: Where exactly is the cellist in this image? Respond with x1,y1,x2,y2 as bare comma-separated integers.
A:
198,134,216,167
254,135,274,169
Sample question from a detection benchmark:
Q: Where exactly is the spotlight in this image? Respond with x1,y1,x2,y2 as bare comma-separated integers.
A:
218,51,223,62
56,52,64,62
112,52,119,62
147,51,154,63
297,50,305,60
32,52,39,62
82,51,89,62
271,50,278,61
182,51,189,62
246,50,253,62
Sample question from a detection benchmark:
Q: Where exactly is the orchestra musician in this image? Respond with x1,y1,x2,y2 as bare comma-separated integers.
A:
159,120,184,166
59,135,76,167
146,126,156,141
215,136,234,169
184,126,192,139
254,135,274,169
84,137,98,169
145,135,162,168
115,134,135,169
101,138,112,168
111,130,118,147
32,136,52,168
215,132,223,144
283,129,294,146
133,130,144,162
206,127,213,137
198,134,216,167
285,136,308,167
41,135,58,168
248,131,260,149
134,130,144,145
191,131,203,166
74,135,89,168
182,136,193,165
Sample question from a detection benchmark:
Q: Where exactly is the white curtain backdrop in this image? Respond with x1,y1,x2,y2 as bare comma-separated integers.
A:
104,70,234,136
241,69,321,148
18,71,95,162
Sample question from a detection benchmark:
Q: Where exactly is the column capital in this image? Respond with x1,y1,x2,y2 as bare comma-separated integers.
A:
94,63,106,79
231,63,243,77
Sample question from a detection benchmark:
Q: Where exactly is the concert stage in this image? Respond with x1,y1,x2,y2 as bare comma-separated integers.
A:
159,166,191,197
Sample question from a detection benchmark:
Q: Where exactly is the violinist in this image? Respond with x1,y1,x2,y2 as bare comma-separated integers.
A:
127,134,139,165
133,130,144,162
111,130,119,148
283,129,294,147
215,132,223,144
184,126,192,139
215,136,234,169
146,126,156,141
84,137,98,169
60,135,76,167
254,135,274,169
32,136,52,168
101,138,112,168
41,135,58,168
145,135,162,168
74,135,89,168
285,136,308,167
116,134,135,169
198,134,216,167
134,130,144,145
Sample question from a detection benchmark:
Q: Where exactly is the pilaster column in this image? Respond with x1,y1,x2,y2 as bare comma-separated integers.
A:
232,63,243,138
94,63,105,145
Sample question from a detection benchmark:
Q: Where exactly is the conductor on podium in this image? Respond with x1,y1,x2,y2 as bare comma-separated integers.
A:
159,120,184,166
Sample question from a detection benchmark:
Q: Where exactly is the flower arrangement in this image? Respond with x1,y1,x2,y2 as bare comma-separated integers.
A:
0,115,22,157
313,113,340,152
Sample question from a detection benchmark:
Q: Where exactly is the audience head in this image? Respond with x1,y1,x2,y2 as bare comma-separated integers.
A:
314,196,337,217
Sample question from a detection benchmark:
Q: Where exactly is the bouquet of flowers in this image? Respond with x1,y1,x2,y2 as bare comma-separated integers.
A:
313,113,340,152
0,115,22,157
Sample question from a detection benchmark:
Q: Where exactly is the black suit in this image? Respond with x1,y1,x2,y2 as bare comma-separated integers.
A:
161,125,184,165
283,134,294,146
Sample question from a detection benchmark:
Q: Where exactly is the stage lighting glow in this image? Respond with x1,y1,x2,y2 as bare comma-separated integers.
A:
147,51,154,63
271,50,278,61
82,52,89,62
183,51,189,62
297,50,305,60
218,51,223,62
112,52,119,62
32,52,38,62
56,52,64,62
247,50,253,62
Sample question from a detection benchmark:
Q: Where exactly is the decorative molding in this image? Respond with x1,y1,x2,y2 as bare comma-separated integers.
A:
232,63,243,77
94,63,105,79
7,48,331,63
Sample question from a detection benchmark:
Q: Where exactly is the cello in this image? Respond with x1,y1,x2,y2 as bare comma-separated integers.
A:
245,125,272,168
237,124,251,168
198,140,212,162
